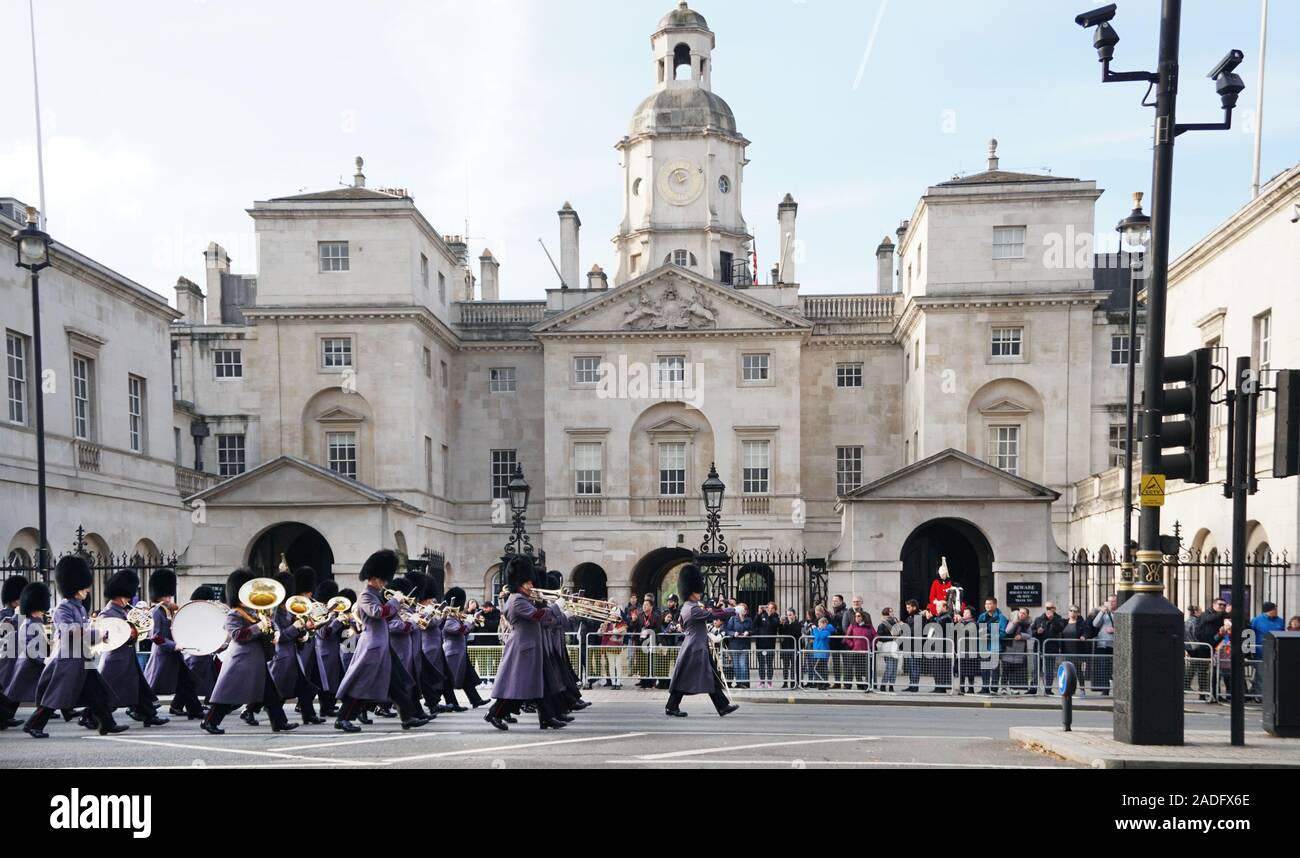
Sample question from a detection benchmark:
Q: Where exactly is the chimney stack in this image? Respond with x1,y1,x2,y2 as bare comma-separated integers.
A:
587,264,609,291
479,249,500,302
203,242,230,324
875,237,894,295
175,277,205,323
894,221,909,293
777,194,798,284
558,202,580,290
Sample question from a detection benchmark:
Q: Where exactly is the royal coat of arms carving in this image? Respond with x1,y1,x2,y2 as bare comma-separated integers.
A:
621,285,718,330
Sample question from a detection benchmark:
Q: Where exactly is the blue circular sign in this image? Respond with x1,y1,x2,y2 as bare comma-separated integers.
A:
1056,661,1078,696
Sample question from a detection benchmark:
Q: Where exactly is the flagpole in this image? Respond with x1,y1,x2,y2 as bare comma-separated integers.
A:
1250,0,1269,198
28,0,47,228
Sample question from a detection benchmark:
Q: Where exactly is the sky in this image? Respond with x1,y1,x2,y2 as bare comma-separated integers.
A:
0,0,1295,302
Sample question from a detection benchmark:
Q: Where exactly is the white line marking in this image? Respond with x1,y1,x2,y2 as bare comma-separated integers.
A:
277,732,455,752
638,736,875,760
381,731,649,764
610,759,1067,769
83,734,372,766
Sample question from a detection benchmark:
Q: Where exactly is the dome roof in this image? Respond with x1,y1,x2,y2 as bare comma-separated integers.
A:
658,2,709,32
630,87,736,135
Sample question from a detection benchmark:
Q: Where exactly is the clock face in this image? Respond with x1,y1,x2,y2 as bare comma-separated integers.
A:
657,159,705,206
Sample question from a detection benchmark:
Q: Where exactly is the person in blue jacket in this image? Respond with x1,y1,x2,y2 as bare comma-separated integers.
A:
977,598,1008,695
808,616,836,689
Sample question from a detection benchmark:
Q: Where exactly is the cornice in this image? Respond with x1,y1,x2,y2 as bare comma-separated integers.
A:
240,304,461,351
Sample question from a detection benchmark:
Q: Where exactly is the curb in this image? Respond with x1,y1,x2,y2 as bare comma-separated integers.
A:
1009,727,1300,769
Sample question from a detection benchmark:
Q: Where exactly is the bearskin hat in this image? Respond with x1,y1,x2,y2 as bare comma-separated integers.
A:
678,563,705,601
3,574,29,606
405,572,431,601
293,566,316,596
389,576,413,596
105,569,140,601
445,586,468,607
545,570,563,590
226,568,256,608
359,549,399,583
149,568,177,600
191,585,216,601
20,582,50,615
55,555,94,598
274,570,296,599
315,579,339,603
502,555,532,595
338,588,357,604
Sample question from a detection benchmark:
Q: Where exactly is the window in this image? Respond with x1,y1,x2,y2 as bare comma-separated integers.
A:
1255,312,1273,409
992,226,1026,259
423,348,432,379
659,442,686,496
440,360,448,389
836,446,864,495
742,353,770,383
424,437,433,494
657,355,685,385
574,442,602,495
437,272,446,304
489,367,517,393
327,432,357,479
904,353,910,381
127,375,146,453
742,440,770,494
420,254,429,293
214,349,242,379
491,450,517,500
630,254,641,276
319,241,350,272
1108,425,1128,469
217,434,246,477
574,356,601,385
991,327,1023,359
441,444,449,497
665,250,697,268
322,337,353,368
72,355,94,440
987,426,1020,476
836,363,863,388
6,332,28,425
1110,335,1142,366
174,427,182,466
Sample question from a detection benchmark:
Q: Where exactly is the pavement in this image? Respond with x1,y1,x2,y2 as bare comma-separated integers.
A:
0,688,1261,769
1012,727,1300,769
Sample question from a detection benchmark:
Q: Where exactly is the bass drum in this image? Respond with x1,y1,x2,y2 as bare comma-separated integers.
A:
172,600,230,657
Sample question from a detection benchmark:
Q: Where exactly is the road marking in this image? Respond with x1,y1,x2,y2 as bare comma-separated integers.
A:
637,736,875,760
82,734,372,766
381,731,649,764
277,732,454,752
610,759,1067,769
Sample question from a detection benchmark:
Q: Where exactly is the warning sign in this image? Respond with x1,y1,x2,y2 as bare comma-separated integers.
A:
1140,474,1166,507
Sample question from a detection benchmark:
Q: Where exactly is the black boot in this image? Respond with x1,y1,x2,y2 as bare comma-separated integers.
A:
97,712,129,735
240,708,259,726
333,718,361,733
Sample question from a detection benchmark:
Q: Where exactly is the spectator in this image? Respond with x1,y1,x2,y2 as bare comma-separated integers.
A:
828,595,850,689
808,616,835,689
1249,602,1285,655
898,599,924,693
1196,599,1229,648
844,610,875,691
626,605,643,684
1092,594,1119,696
1030,602,1064,695
977,598,1008,694
1183,606,1202,649
778,608,801,688
955,607,979,694
1215,618,1235,699
1005,608,1036,694
599,615,627,689
724,603,753,688
1055,606,1092,694
637,599,659,688
753,602,781,689
926,601,955,693
1288,616,1300,632
801,609,817,638
875,607,898,692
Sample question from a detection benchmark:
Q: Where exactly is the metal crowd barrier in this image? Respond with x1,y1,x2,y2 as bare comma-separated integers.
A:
582,632,680,686
715,636,799,690
1182,641,1215,702
465,632,580,683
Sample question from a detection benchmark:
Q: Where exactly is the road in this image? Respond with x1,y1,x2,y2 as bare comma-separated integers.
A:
0,695,1254,769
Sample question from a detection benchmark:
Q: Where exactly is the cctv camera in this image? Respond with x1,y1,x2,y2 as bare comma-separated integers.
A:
1207,50,1244,80
1075,4,1118,28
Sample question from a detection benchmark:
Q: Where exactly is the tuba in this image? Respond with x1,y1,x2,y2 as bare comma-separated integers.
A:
238,576,286,635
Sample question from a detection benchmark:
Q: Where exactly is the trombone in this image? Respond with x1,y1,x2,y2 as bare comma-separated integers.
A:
529,588,621,623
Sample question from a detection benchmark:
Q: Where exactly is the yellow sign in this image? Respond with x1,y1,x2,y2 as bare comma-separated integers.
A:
1140,474,1166,507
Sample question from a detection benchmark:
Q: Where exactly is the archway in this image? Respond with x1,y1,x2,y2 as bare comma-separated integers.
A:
900,519,994,613
735,562,773,612
571,563,609,601
246,522,335,582
630,547,694,607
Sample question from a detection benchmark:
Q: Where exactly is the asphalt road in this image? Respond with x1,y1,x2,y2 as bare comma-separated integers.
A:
0,697,1252,769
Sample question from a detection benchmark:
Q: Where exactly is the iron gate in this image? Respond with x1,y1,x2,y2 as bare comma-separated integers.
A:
0,525,177,609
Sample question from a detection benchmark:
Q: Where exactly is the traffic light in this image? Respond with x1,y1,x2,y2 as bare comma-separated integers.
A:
1274,370,1300,478
1160,347,1212,484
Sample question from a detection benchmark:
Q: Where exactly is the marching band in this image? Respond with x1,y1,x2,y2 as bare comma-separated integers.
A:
0,549,738,741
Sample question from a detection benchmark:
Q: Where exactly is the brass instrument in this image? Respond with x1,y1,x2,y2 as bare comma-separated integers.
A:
125,601,155,635
238,576,286,635
529,588,621,623
381,587,419,608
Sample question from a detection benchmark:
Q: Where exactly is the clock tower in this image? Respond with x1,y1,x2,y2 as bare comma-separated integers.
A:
613,2,752,287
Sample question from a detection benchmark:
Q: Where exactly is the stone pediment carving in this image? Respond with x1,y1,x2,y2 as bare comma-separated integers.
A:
979,398,1032,416
845,448,1058,502
621,283,718,330
316,406,367,423
644,416,698,435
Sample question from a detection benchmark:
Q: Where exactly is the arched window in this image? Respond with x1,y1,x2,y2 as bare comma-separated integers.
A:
665,250,697,268
673,43,692,80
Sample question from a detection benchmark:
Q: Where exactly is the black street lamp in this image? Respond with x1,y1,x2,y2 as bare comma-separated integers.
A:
502,463,534,560
696,463,730,598
1075,0,1244,746
11,206,51,578
1116,192,1151,593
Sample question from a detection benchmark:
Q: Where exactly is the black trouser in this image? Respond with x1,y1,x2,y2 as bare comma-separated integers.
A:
756,648,775,682
339,657,420,721
443,669,485,708
168,666,205,717
667,654,732,714
124,660,160,714
1093,646,1113,693
206,668,289,728
417,655,445,708
27,672,118,731
490,696,555,726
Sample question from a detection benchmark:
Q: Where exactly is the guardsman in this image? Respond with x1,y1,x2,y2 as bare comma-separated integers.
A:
0,575,29,700
407,573,451,715
97,569,167,726
386,576,431,721
184,585,220,703
665,563,740,719
0,582,49,728
23,556,128,738
441,587,487,711
484,556,565,731
144,569,205,719
311,579,344,717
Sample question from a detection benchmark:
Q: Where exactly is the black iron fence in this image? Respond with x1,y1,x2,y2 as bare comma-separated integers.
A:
0,526,177,609
701,548,828,614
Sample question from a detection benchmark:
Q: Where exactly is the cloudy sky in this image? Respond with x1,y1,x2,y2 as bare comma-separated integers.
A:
1,0,1295,301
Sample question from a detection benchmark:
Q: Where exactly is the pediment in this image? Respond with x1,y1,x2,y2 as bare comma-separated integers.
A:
186,456,415,510
532,265,812,336
644,416,699,435
316,406,367,423
979,398,1032,416
846,448,1058,502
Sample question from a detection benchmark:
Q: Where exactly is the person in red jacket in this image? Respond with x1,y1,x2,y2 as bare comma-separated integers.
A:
928,557,958,614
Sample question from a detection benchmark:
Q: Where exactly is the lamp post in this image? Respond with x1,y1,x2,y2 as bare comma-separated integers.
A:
1116,192,1151,606
11,206,51,578
696,463,730,599
502,463,534,561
